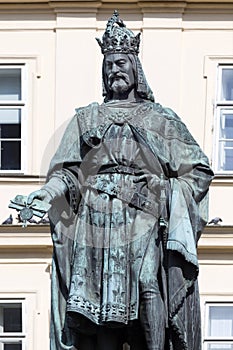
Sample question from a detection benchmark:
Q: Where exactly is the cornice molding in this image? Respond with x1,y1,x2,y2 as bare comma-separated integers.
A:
0,0,231,14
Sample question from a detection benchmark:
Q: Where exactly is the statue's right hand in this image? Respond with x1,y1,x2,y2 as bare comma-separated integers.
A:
27,189,53,206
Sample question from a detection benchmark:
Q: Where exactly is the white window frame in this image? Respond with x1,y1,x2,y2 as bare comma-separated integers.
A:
0,299,26,350
203,302,233,350
0,64,27,174
213,64,233,174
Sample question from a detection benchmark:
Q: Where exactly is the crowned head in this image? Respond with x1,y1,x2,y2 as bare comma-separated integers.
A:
97,11,155,103
96,10,141,56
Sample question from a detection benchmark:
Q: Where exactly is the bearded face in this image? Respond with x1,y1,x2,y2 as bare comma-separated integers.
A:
107,71,131,94
104,53,135,98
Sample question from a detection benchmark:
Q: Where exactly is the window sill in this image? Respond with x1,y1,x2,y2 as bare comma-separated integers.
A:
211,174,233,186
0,175,45,184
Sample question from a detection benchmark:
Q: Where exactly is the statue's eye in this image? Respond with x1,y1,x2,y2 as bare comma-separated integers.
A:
118,60,126,66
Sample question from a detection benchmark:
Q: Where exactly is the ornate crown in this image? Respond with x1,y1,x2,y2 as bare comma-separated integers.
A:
96,10,141,55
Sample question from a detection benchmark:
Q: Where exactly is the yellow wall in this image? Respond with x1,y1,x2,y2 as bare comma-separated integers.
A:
0,225,52,350
0,5,232,223
0,2,232,349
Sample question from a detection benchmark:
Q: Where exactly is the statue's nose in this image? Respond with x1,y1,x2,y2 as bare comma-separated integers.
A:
111,63,119,73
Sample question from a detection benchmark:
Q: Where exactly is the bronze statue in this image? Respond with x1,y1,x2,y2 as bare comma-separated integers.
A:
27,10,214,350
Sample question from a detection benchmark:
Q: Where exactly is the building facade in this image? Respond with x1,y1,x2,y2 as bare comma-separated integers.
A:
0,1,232,349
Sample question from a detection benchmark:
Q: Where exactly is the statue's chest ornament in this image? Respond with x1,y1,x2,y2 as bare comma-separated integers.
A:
108,110,132,124
101,103,153,126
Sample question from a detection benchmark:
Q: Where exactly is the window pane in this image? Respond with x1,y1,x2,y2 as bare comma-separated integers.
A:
0,141,21,170
4,344,21,350
208,306,233,337
0,303,22,333
218,141,233,171
0,342,22,350
221,68,233,101
219,112,233,139
207,344,233,350
4,308,22,332
0,69,21,101
0,109,21,139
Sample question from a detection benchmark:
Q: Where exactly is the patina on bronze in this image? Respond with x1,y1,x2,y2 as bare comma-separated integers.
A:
27,10,214,350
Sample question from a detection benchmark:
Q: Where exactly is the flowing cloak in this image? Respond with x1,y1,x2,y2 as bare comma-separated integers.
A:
47,101,214,350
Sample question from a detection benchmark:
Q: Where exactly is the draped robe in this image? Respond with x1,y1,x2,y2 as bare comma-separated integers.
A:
48,101,214,349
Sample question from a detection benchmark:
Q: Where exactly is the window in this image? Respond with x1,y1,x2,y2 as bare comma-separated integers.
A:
214,65,233,173
204,303,233,349
0,300,26,350
0,65,26,173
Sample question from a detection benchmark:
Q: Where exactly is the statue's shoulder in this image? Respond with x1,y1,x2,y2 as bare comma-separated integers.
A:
75,102,100,117
73,102,102,134
151,103,197,144
152,103,181,122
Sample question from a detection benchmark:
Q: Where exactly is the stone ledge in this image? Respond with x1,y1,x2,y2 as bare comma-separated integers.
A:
199,225,233,253
0,225,52,252
0,224,232,252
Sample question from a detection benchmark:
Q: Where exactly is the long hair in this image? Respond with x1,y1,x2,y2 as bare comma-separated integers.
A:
102,53,155,103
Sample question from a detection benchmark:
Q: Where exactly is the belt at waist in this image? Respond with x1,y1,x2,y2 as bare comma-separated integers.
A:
98,165,138,175
84,174,160,218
